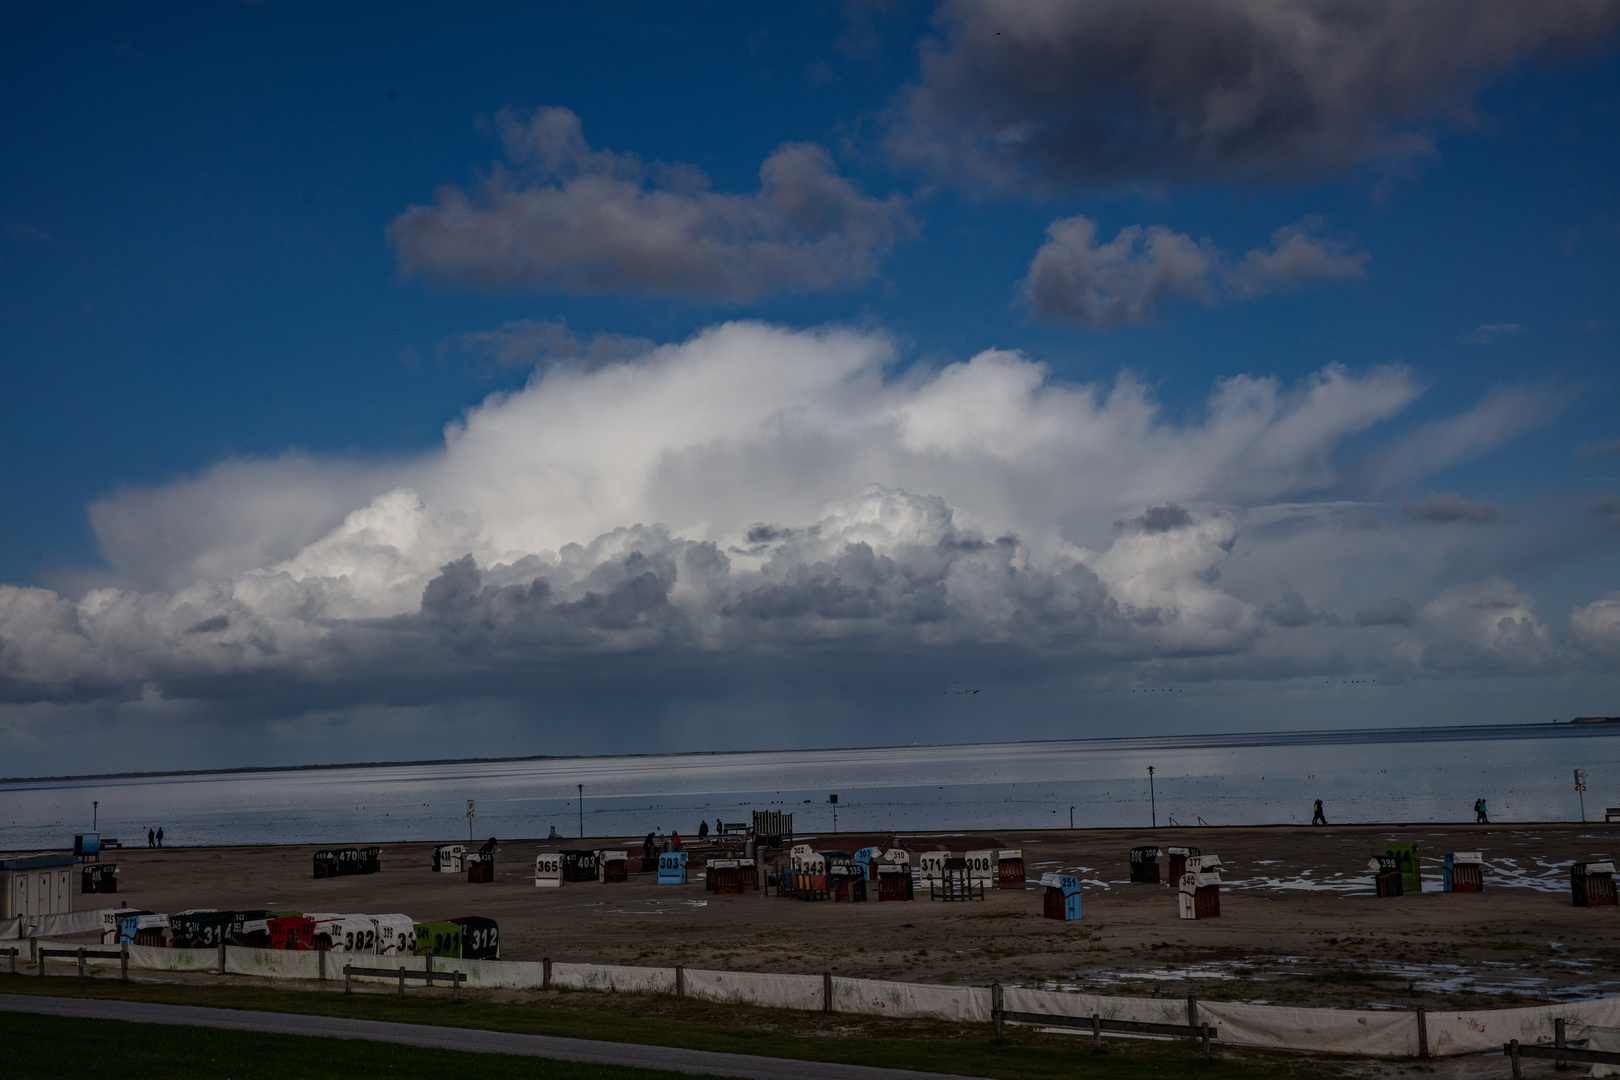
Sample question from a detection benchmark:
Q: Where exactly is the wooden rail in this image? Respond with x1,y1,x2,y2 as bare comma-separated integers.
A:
343,962,467,1001
994,998,1214,1060
34,944,128,980
1506,1040,1620,1077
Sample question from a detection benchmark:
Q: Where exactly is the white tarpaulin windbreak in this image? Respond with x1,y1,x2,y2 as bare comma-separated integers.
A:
21,933,1620,1060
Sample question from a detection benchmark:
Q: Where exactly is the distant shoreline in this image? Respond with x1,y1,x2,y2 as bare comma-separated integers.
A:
2,717,1614,787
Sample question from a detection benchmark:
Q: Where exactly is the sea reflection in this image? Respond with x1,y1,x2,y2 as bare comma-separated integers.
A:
1,723,1614,849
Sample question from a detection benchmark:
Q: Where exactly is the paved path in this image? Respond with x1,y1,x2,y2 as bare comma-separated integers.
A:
0,994,989,1080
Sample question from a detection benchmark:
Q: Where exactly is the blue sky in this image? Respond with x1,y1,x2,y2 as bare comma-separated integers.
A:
2,2,1619,774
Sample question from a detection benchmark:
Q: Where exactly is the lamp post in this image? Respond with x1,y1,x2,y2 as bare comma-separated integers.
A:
1148,766,1156,829
93,801,98,831
1069,806,1074,830
578,784,584,839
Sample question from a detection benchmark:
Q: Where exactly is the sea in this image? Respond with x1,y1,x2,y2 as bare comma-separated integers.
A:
2,722,1617,851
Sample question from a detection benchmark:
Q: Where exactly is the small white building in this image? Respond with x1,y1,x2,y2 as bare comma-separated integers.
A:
2,853,76,920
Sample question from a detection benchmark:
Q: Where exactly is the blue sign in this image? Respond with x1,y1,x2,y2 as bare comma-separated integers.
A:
74,833,100,857
657,851,688,884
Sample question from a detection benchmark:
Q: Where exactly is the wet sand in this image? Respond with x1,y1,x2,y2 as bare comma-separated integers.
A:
47,822,1620,1010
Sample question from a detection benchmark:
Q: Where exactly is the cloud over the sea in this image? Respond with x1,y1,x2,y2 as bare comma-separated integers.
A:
2,320,1611,726
389,107,914,301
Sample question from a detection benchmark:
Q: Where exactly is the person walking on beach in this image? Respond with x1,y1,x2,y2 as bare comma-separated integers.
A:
698,820,709,841
644,832,656,860
156,827,164,847
147,828,155,848
671,830,681,850
1474,798,1489,824
1311,799,1328,826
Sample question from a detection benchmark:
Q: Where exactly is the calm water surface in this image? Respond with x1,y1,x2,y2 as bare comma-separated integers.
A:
2,723,1616,850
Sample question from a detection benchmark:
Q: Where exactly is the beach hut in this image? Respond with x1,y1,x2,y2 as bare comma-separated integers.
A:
1384,842,1420,893
598,850,629,883
99,907,143,943
789,843,815,870
1442,852,1484,893
1178,858,1222,920
1571,862,1617,907
374,914,416,955
707,858,744,895
855,847,881,880
308,913,377,954
1155,846,1201,885
465,851,495,884
414,919,460,959
169,910,234,949
658,851,688,885
360,847,382,874
450,915,500,960
965,850,997,886
1129,846,1161,883
832,865,867,902
560,850,600,882
312,850,339,878
267,916,315,950
931,861,984,901
118,912,168,947
917,850,949,883
534,852,563,888
335,848,364,876
877,864,914,901
80,863,118,894
997,849,1026,885
432,845,466,874
1368,854,1404,897
1040,873,1082,921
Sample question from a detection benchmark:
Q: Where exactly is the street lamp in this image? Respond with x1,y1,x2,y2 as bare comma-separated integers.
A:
1148,766,1156,829
578,784,584,839
93,801,98,831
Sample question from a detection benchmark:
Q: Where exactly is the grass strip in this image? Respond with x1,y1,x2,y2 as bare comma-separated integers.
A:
0,971,1360,1079
0,1011,711,1079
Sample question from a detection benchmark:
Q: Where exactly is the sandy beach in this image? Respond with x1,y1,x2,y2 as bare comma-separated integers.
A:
36,821,1616,1012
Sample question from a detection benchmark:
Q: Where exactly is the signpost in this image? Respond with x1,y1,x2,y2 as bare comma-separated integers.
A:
1575,768,1588,824
466,800,475,844
578,784,584,839
829,793,837,833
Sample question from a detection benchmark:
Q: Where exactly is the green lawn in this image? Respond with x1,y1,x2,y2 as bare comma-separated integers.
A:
1,972,1363,1079
0,1012,709,1079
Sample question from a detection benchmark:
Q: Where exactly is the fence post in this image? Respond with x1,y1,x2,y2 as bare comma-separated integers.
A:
1092,1013,1101,1053
1186,994,1198,1028
1509,1039,1521,1079
344,963,352,994
30,936,38,966
991,983,1003,1040
77,946,86,977
823,971,832,1013
1415,1006,1429,1058
121,942,128,982
675,965,684,998
453,971,461,1004
318,947,325,982
542,957,551,990
37,945,44,978
1556,1017,1566,1070
217,941,226,976
424,953,434,987
398,967,406,997
1202,1023,1212,1061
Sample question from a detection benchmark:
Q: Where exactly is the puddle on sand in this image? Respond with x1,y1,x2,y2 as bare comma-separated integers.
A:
582,899,710,916
1035,955,1620,1002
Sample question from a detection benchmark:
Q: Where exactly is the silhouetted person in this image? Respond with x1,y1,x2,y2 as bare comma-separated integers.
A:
147,828,155,848
1475,798,1489,823
1311,799,1327,826
644,832,656,859
156,827,163,848
672,830,681,850
698,820,709,840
